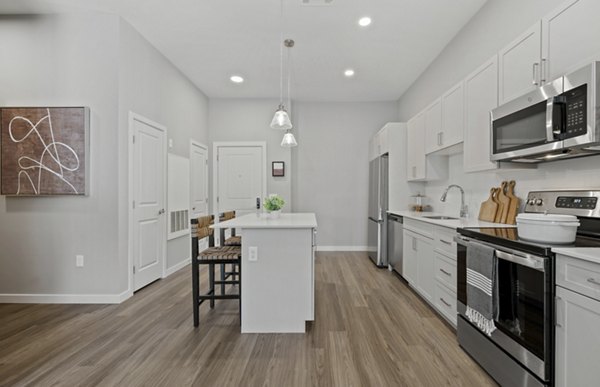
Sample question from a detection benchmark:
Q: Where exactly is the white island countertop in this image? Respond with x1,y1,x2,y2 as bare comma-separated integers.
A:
388,210,515,230
211,212,317,229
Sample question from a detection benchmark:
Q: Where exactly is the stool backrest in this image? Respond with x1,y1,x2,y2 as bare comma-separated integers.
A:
191,215,215,259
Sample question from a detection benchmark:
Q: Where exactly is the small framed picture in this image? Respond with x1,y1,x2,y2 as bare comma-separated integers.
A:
272,161,285,177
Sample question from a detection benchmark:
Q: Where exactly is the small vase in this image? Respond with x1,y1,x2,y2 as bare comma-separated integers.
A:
269,210,281,219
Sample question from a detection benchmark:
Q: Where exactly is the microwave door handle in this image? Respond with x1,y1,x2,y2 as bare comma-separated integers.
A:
546,96,567,142
546,97,556,142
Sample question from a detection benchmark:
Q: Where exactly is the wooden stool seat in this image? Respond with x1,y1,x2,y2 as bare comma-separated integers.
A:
223,236,242,246
198,246,240,261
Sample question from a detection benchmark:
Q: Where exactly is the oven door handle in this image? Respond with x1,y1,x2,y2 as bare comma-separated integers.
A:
495,250,545,272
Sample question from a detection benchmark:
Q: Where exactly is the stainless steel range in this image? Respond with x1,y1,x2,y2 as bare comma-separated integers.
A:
455,190,600,387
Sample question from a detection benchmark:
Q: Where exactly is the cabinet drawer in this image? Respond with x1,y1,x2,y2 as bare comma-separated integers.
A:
434,283,457,325
404,219,434,239
434,251,457,292
557,254,600,302
435,226,457,257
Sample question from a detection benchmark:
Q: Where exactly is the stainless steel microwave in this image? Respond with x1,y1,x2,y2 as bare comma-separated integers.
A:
491,62,600,163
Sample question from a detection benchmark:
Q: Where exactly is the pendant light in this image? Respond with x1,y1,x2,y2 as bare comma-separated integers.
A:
281,131,298,147
270,0,293,131
280,38,298,147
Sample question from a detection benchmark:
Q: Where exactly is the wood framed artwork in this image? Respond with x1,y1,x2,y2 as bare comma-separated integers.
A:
272,161,285,177
1,107,90,196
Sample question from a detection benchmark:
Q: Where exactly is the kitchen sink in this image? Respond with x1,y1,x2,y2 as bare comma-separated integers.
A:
423,215,459,220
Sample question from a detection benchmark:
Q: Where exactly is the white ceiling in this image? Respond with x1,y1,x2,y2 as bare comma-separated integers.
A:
0,0,487,101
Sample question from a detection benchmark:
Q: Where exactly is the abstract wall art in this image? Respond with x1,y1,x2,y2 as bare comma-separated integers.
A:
1,107,89,196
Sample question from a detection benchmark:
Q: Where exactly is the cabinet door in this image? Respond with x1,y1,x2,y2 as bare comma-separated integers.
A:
406,113,426,181
555,286,600,387
378,126,389,155
424,99,442,154
416,235,435,302
498,22,542,104
441,82,464,148
464,56,499,173
403,230,418,284
542,0,600,81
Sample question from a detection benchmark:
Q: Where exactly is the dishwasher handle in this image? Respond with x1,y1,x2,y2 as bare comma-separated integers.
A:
388,214,403,223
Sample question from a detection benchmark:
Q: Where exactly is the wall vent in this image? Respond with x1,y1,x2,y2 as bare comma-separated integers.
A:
170,209,189,234
301,0,334,6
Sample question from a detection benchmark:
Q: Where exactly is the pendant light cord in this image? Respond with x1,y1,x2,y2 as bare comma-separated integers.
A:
287,46,292,116
279,0,284,106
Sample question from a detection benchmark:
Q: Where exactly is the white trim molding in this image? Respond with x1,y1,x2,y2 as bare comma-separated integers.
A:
165,258,191,277
316,246,371,252
0,289,131,304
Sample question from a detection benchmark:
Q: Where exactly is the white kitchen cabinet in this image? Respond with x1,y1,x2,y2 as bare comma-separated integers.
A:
498,21,542,105
416,233,435,303
440,82,464,150
369,124,392,161
424,99,442,154
555,285,600,386
403,229,418,285
406,113,426,181
542,0,600,82
464,56,499,173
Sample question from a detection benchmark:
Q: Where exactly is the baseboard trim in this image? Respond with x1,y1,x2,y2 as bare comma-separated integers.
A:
0,289,131,304
316,246,370,252
165,258,190,277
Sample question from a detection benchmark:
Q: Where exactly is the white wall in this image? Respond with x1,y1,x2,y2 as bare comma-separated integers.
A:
0,13,122,298
396,0,600,217
208,99,293,210
292,101,399,248
118,20,210,278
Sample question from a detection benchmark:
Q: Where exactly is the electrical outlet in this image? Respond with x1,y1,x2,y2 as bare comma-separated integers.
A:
76,255,84,267
248,246,258,262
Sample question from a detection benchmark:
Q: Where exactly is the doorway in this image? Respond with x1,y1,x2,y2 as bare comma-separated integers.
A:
129,113,167,292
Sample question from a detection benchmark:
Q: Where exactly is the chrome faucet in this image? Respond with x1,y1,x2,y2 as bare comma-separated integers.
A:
440,184,469,218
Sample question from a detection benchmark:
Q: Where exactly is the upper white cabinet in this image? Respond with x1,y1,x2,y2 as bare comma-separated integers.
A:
407,113,426,180
498,22,543,105
424,99,442,154
424,83,464,154
440,82,464,149
464,56,499,173
542,0,600,81
369,124,391,161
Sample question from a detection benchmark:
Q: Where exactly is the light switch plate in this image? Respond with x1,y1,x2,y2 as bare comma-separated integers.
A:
248,246,258,262
76,255,84,267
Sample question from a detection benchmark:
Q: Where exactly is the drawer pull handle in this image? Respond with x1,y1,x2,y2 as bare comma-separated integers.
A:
439,268,452,276
440,239,452,246
587,278,600,286
440,298,451,307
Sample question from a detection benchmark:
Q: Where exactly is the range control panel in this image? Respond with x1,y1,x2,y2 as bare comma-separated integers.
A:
525,190,600,217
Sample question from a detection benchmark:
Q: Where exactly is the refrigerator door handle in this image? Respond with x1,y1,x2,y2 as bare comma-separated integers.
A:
368,216,383,224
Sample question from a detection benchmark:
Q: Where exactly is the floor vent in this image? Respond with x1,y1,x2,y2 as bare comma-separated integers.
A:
170,209,189,234
301,0,334,6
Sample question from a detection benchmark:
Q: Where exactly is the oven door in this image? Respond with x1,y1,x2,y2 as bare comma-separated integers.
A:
456,237,553,383
491,78,564,162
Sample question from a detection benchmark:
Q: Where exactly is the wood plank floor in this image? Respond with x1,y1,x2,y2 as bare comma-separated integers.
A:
0,252,496,386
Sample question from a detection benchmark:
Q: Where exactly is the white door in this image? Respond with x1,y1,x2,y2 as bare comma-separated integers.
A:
131,114,166,291
190,141,208,218
542,0,600,81
215,144,265,216
498,21,542,104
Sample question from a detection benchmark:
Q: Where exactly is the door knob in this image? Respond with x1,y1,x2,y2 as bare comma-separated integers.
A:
158,209,165,215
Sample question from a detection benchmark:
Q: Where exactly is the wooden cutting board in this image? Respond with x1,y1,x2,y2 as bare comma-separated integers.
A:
493,188,505,223
505,180,520,225
478,188,499,222
497,181,512,223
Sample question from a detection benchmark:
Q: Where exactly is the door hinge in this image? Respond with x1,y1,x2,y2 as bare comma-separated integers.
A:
133,266,136,274
216,153,219,162
132,200,136,209
205,159,208,165
216,196,219,203
132,135,136,144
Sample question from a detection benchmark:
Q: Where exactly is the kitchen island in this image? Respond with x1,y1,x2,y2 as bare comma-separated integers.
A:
211,212,317,333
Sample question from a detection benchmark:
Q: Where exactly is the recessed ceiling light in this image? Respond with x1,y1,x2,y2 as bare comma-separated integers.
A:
230,75,244,83
358,17,372,27
344,69,355,77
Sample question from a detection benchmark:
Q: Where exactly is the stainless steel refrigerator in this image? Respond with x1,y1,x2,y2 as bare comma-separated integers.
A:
367,154,388,267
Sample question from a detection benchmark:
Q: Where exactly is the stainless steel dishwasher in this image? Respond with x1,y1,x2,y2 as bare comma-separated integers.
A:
387,213,404,277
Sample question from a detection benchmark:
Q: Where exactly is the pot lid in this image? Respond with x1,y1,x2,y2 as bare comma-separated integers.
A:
517,213,579,223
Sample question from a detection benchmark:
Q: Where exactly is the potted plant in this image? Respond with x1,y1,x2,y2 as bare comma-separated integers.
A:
263,194,285,219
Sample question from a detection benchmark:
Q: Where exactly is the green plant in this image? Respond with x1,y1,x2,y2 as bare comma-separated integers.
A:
263,194,285,211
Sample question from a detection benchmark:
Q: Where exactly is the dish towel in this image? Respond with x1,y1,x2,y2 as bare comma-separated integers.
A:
466,241,497,336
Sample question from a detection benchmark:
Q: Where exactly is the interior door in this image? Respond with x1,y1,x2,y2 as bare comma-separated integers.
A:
216,145,264,216
132,115,166,291
190,141,208,218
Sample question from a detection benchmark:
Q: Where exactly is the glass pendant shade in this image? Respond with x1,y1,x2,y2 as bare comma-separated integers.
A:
281,131,298,147
270,105,292,130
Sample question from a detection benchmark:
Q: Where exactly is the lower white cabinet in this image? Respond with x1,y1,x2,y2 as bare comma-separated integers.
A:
416,234,435,303
555,253,600,386
403,230,418,284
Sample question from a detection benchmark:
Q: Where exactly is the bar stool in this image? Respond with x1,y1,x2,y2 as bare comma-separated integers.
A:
219,211,241,293
191,215,241,327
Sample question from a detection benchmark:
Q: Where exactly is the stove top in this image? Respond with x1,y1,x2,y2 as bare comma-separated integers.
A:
457,226,600,257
